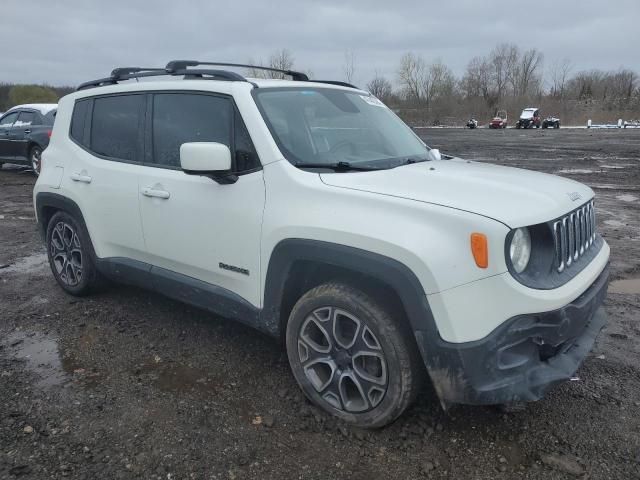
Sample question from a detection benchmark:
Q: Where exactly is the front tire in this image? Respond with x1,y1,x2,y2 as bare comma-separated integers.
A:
30,145,42,176
46,211,102,296
286,282,423,428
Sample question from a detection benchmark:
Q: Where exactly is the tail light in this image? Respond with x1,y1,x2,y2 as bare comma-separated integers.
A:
47,130,52,138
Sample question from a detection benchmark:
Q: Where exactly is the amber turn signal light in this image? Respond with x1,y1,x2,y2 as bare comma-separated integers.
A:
470,233,488,268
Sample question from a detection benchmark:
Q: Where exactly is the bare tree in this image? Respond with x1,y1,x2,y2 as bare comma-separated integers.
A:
461,56,491,99
549,58,573,97
247,49,296,79
425,60,456,103
489,43,512,100
517,48,544,96
366,75,392,102
343,50,356,84
268,49,295,78
397,52,427,103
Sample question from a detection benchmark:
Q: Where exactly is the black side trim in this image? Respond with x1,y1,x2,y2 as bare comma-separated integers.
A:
261,239,437,338
95,258,263,334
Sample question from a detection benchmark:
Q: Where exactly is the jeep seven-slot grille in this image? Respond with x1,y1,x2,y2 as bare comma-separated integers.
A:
552,200,596,273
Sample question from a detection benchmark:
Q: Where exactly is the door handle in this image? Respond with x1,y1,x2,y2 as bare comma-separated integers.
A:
24,129,31,134
141,187,170,199
70,172,92,183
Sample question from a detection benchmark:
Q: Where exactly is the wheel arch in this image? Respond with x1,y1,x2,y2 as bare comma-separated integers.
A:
35,192,88,241
261,239,439,344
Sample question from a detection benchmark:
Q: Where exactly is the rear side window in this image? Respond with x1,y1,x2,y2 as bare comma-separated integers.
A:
151,93,231,168
44,110,57,126
70,100,89,144
15,111,36,127
91,95,144,161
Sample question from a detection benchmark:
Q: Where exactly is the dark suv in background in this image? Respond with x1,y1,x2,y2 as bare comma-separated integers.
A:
0,103,57,175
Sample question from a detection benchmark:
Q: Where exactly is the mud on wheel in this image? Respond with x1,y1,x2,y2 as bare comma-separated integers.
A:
286,282,423,428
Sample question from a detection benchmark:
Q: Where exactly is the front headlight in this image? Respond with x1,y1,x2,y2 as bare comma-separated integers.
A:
509,227,531,273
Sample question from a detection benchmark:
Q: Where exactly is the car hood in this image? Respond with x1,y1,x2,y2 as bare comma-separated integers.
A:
320,158,594,228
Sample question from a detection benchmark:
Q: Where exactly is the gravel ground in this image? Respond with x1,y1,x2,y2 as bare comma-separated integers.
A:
1,128,639,479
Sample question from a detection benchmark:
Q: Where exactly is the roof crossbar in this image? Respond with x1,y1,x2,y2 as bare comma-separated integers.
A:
165,60,310,81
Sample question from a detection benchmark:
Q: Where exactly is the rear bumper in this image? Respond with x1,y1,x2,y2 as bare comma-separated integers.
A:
416,265,609,405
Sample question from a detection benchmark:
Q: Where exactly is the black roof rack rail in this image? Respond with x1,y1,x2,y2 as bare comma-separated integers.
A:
76,60,360,91
311,80,359,89
166,60,310,81
76,66,249,91
110,67,166,78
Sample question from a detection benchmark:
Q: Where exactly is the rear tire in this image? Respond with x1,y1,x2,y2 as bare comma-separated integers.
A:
46,211,103,296
286,282,423,428
30,145,42,176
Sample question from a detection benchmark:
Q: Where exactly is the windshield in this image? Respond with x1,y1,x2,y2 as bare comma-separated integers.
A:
520,109,535,119
253,88,429,169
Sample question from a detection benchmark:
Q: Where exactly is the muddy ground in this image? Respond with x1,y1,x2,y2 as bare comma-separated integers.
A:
1,128,639,479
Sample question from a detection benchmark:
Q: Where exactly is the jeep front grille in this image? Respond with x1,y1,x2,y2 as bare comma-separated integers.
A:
552,200,596,273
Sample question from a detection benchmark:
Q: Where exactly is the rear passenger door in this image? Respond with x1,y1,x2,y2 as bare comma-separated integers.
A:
138,91,265,307
67,94,148,262
11,110,38,162
0,111,19,160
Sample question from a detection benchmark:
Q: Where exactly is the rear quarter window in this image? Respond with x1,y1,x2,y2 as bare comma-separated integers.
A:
70,100,90,144
44,110,57,126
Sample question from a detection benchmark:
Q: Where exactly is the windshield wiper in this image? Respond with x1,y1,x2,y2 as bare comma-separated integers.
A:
296,161,381,172
403,157,429,165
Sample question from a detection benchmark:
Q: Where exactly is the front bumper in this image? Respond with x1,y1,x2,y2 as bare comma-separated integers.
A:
416,265,609,405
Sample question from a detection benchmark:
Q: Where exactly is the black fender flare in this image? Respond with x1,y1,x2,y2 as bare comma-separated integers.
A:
260,239,439,341
35,192,88,240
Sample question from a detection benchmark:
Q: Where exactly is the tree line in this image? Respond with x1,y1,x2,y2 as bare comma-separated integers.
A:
2,45,638,126
0,84,73,113
366,43,639,125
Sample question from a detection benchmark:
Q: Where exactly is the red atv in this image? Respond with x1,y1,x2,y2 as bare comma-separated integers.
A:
489,110,508,129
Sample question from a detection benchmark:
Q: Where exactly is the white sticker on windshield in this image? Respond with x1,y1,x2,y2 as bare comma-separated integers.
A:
360,95,386,107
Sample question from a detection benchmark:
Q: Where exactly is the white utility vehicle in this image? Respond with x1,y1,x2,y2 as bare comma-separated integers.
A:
34,61,609,427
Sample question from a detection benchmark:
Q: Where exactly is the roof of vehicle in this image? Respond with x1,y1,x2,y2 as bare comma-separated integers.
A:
6,103,57,115
522,107,538,111
74,61,365,95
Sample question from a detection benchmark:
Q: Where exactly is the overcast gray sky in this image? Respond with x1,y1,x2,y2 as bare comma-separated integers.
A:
1,0,638,88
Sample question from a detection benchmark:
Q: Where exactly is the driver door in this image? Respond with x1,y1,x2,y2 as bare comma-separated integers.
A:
138,92,265,307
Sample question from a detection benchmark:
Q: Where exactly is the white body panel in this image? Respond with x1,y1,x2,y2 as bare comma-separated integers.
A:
430,243,610,342
320,159,594,228
34,79,610,347
137,168,265,306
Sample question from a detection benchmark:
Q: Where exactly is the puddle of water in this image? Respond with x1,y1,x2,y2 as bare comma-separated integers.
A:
609,278,640,295
558,169,594,174
617,194,638,202
1,253,49,275
4,332,76,388
138,360,219,393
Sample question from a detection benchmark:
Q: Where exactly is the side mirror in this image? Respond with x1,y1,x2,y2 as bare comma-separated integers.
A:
427,148,442,161
180,142,236,184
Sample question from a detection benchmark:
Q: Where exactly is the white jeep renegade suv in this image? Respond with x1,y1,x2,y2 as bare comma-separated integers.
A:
33,61,610,427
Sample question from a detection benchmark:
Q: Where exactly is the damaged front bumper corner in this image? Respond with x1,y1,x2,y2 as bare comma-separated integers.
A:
416,266,609,406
